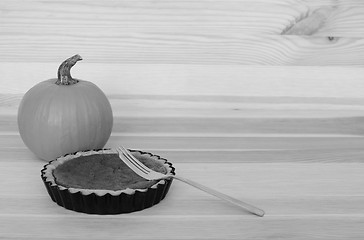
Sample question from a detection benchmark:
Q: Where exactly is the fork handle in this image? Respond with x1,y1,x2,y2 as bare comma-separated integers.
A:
168,175,265,217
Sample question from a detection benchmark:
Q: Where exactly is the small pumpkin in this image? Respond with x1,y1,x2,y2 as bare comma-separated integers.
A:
18,54,113,160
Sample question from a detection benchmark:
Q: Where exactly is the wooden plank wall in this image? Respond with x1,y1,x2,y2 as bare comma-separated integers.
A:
1,0,364,137
1,1,364,239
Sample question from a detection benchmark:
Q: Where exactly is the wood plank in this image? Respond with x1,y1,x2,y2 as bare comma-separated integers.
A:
1,159,364,239
109,117,364,135
0,1,315,40
0,36,363,65
2,140,364,163
0,214,363,239
2,65,364,97
1,1,363,39
1,162,363,197
1,1,364,239
1,1,364,64
6,115,364,135
0,94,364,124
3,93,364,122
3,129,364,149
2,195,364,219
1,193,364,216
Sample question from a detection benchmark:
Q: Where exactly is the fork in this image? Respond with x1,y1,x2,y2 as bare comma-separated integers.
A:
116,146,265,217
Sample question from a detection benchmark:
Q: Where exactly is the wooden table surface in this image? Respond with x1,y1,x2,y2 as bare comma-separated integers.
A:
1,0,364,239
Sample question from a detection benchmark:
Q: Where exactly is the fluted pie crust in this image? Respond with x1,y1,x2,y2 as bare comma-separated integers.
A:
41,149,175,214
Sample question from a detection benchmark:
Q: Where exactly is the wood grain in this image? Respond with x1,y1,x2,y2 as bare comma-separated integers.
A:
1,0,364,239
1,158,364,239
0,1,364,64
1,215,362,240
1,36,363,65
2,65,364,97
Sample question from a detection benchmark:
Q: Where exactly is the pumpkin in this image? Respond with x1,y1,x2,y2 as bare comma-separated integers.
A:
17,54,113,160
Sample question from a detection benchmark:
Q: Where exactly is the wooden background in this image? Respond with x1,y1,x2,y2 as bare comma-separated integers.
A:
1,0,364,239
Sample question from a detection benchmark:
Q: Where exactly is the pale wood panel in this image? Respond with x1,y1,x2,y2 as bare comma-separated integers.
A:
4,114,364,136
1,194,364,216
2,135,364,163
4,93,364,117
1,36,363,65
0,0,315,41
4,93,364,118
1,1,364,64
5,134,364,153
1,161,364,200
1,161,364,239
1,65,364,96
1,1,364,239
1,1,363,38
1,215,363,240
154,148,364,163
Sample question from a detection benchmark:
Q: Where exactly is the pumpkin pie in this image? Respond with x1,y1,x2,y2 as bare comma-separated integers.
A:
41,149,175,214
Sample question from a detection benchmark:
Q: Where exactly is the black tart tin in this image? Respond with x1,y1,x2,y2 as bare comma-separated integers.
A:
41,149,175,214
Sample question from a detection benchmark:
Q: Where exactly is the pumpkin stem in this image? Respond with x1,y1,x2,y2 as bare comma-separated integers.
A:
56,54,83,85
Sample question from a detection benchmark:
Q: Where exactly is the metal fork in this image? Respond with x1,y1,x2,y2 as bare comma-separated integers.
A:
116,146,265,217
